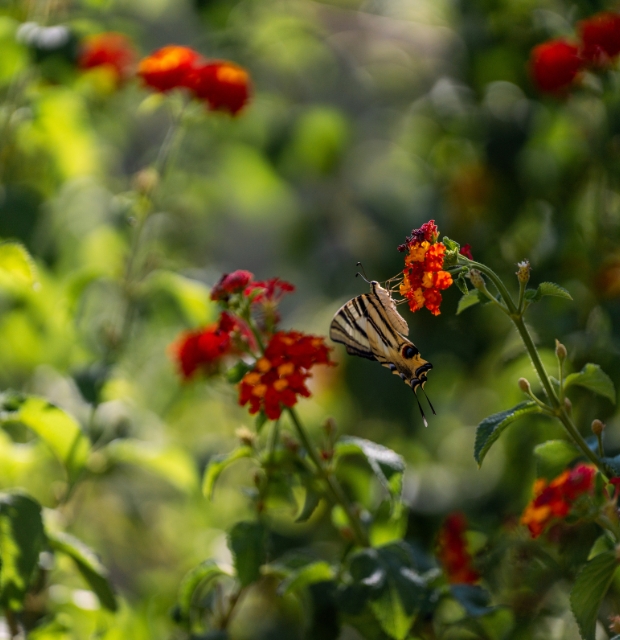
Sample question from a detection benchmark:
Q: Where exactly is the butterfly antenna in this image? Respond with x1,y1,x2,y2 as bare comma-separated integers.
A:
355,261,370,284
413,388,429,428
420,387,436,415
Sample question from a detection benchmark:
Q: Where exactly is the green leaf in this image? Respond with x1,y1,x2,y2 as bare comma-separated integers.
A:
602,455,620,477
0,394,89,483
474,402,541,466
454,273,469,295
456,290,481,315
202,446,254,499
295,487,322,523
279,561,335,595
226,361,252,384
335,437,405,500
534,440,581,480
47,531,117,612
570,550,618,640
176,559,230,621
144,271,213,325
450,585,495,618
0,493,45,611
525,282,572,303
565,364,616,404
0,242,37,288
106,439,198,493
255,411,268,433
228,521,267,587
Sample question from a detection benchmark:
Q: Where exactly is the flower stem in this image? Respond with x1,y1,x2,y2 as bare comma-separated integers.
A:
286,407,370,547
458,257,518,315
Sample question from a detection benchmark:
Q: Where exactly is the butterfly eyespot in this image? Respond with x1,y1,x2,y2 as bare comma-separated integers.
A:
401,345,419,359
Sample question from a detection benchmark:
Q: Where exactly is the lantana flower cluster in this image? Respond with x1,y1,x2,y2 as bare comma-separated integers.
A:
520,464,596,538
138,45,251,114
171,270,333,421
436,512,480,585
531,11,620,94
398,220,453,316
78,32,137,85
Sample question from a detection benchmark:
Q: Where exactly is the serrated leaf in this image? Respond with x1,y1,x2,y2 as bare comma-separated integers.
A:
228,521,266,587
335,437,405,500
0,493,45,611
455,273,469,295
48,531,117,612
202,446,253,499
534,440,581,480
279,561,335,595
536,282,572,301
474,402,541,466
565,364,616,404
450,585,495,618
570,550,618,640
456,290,481,315
0,242,37,288
0,394,89,483
176,559,229,621
295,487,322,523
106,439,198,493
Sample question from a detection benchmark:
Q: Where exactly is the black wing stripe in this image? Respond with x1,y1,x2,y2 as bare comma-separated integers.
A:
358,295,393,350
340,306,368,340
366,293,400,342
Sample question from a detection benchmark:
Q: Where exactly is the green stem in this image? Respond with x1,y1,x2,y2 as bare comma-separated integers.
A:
287,407,369,547
517,272,527,315
458,257,518,314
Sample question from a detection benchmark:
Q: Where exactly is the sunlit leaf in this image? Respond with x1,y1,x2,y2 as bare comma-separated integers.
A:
474,402,540,466
176,559,230,621
48,531,117,612
456,290,481,315
279,561,335,595
106,439,198,493
0,242,37,288
0,492,45,611
534,440,581,480
228,521,266,587
202,446,254,499
295,487,322,523
565,364,616,404
0,394,89,483
570,550,618,640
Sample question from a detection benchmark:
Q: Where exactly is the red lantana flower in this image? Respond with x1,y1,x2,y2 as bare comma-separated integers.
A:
211,270,255,301
238,331,333,420
78,32,137,83
437,512,480,585
172,311,251,379
520,464,596,538
530,40,582,93
579,12,620,65
138,45,201,93
188,61,251,115
398,220,453,316
245,277,296,304
459,244,473,260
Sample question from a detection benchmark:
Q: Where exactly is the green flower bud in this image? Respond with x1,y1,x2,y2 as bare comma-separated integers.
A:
555,340,567,361
518,378,531,393
591,419,605,436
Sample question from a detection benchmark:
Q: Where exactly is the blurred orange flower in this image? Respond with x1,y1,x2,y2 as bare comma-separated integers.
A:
437,512,480,584
138,45,201,93
189,61,251,115
78,32,137,83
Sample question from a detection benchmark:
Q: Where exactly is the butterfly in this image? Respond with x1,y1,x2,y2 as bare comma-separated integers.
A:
329,280,435,426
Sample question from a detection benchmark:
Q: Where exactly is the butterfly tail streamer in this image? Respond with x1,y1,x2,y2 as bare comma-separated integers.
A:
413,387,429,428
421,387,436,415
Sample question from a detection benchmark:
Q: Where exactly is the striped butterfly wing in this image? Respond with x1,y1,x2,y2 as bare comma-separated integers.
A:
330,281,435,425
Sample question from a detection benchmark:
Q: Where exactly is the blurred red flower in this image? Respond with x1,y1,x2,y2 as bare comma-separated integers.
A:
245,277,295,304
459,244,473,260
579,12,620,64
398,220,452,316
189,61,251,115
530,39,582,93
172,311,251,379
78,32,136,83
138,45,201,93
238,331,333,420
437,512,480,584
521,464,596,538
211,270,254,301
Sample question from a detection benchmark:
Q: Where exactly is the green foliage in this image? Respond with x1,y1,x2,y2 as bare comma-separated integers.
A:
0,242,37,288
202,446,254,499
564,364,616,404
278,561,335,595
47,531,118,612
456,290,483,314
176,560,230,622
474,402,541,466
0,492,45,611
227,521,267,587
570,550,618,640
534,440,581,480
524,282,573,303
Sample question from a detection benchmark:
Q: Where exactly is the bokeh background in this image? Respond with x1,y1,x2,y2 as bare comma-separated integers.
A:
1,0,620,637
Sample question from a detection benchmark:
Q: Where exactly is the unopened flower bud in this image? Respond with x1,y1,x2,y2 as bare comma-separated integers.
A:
469,269,485,290
132,167,159,195
592,419,605,436
516,260,531,284
555,340,567,361
564,397,572,413
235,426,256,447
323,417,337,435
518,378,531,393
320,449,333,461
